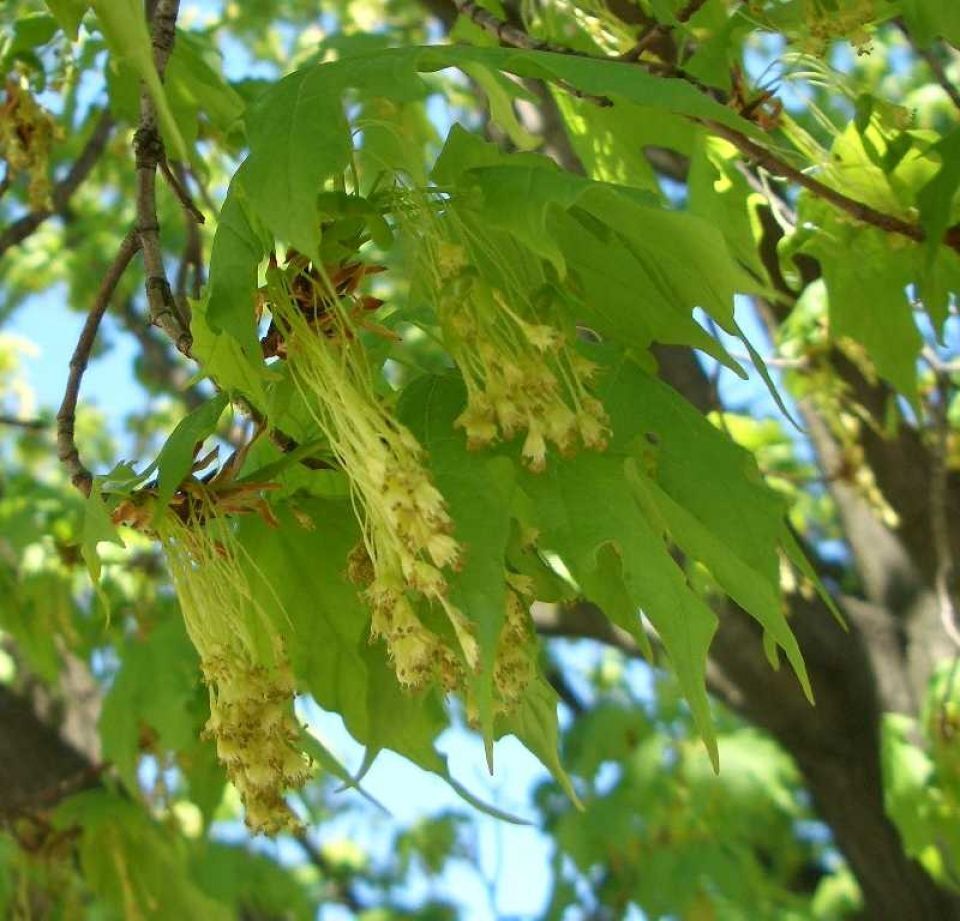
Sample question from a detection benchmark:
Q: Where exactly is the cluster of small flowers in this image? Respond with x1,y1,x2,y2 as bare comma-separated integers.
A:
492,574,538,713
158,510,311,836
271,285,478,684
0,80,59,210
435,246,609,472
202,651,310,835
367,581,465,691
799,0,875,56
411,197,611,472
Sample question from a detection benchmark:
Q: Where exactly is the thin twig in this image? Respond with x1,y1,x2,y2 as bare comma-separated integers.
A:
56,231,140,495
452,0,572,54
917,43,960,112
735,160,798,229
172,162,204,303
619,0,708,62
159,156,205,224
705,119,960,254
451,1,960,253
185,164,219,217
0,414,46,430
728,351,809,369
135,0,193,358
0,110,114,258
293,831,366,912
450,0,612,105
546,666,587,715
898,20,960,113
453,0,718,100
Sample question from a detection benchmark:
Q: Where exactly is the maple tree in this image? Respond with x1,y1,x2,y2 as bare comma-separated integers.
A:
1,0,960,917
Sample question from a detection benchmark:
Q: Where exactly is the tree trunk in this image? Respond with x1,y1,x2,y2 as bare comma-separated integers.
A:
708,599,960,919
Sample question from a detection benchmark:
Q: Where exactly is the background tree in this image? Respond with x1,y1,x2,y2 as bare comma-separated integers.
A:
1,0,960,918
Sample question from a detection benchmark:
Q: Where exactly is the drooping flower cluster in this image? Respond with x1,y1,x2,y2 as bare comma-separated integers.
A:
406,200,609,472
459,570,540,725
266,273,478,687
367,582,465,691
157,506,310,835
0,80,59,210
492,573,539,712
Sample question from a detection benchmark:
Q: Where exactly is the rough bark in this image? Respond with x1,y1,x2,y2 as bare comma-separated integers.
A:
0,684,98,819
655,324,960,918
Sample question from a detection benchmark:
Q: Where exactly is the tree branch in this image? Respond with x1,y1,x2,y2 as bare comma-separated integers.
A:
56,231,140,495
618,0,708,62
135,0,193,358
705,120,959,252
0,110,114,258
0,685,101,820
448,4,960,254
293,831,366,912
159,156,205,226
898,22,960,113
0,414,46,430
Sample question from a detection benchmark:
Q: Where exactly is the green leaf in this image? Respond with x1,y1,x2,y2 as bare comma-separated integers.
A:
556,206,744,370
462,62,539,152
243,69,355,254
917,129,960,264
201,165,271,366
688,134,766,279
81,481,123,584
54,791,232,921
629,469,812,702
166,30,244,138
521,449,719,767
601,358,785,584
354,641,447,777
191,297,271,410
811,226,922,408
234,497,371,739
430,130,749,369
398,374,516,753
299,732,384,811
1,13,58,71
350,637,528,822
497,674,582,807
92,0,189,162
240,42,759,254
154,391,229,512
556,94,691,193
780,525,845,629
880,714,946,866
563,702,654,778
44,0,88,39
900,0,960,47
99,616,205,793
191,843,314,921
